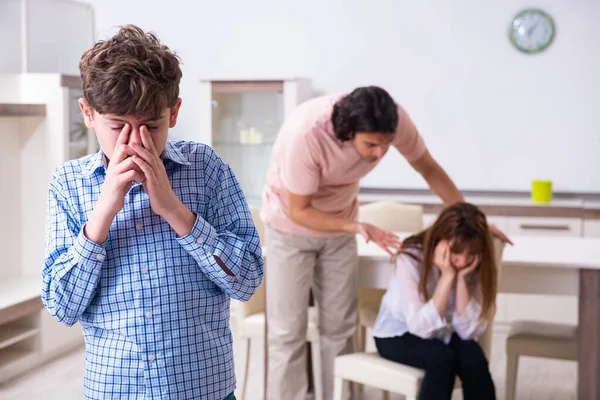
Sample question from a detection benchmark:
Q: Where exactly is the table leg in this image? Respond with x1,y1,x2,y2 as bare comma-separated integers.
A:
578,269,600,399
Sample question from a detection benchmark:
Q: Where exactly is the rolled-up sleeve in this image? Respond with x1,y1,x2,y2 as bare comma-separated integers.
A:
177,162,263,302
396,254,448,339
452,298,487,340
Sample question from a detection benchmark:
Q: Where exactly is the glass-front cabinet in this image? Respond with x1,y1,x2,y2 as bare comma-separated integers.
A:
199,79,312,206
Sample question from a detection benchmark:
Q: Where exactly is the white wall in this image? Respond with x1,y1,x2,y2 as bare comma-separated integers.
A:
0,0,23,73
0,0,95,74
83,0,600,192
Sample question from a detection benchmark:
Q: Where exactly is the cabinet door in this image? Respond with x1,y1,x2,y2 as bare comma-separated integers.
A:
508,216,582,237
203,79,311,208
583,219,600,237
504,216,581,325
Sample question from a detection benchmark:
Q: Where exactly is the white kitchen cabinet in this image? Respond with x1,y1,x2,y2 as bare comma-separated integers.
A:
584,219,600,237
199,79,312,206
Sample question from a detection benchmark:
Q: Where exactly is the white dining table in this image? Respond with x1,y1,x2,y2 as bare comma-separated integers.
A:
357,233,600,400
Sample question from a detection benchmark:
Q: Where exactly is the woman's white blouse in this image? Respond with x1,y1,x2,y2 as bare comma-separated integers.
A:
372,251,487,344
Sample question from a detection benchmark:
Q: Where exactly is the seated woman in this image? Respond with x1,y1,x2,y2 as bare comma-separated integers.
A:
372,202,498,400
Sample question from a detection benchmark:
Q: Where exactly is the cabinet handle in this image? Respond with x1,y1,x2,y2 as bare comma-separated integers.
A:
519,224,571,231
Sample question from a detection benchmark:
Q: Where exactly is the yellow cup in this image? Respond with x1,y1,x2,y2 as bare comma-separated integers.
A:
531,180,552,204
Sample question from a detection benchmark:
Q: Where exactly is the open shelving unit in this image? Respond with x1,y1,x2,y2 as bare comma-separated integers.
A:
0,276,42,382
0,73,94,383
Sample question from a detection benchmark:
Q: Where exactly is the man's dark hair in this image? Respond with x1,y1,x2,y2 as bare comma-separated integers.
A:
331,86,399,141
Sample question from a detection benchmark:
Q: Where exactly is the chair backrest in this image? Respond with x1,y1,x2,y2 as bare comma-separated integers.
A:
249,207,265,245
358,201,424,233
478,237,505,360
233,207,266,320
358,202,425,310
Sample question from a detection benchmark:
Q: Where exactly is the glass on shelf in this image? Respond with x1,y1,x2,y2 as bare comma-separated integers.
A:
211,90,284,206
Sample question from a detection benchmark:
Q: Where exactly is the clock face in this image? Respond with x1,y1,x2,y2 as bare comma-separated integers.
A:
509,9,555,54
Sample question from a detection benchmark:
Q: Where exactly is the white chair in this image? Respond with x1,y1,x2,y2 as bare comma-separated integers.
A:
355,202,424,353
505,320,578,400
233,207,323,400
334,238,505,400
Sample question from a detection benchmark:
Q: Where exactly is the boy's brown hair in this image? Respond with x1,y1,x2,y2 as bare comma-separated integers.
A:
79,24,182,119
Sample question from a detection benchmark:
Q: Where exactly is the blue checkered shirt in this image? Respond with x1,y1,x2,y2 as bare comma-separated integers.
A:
42,141,263,399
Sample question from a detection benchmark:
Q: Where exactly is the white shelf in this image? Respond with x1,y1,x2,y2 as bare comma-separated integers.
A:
0,327,39,351
0,103,46,117
0,276,41,311
0,348,39,378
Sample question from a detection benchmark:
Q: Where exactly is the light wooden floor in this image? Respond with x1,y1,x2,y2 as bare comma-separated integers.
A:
0,330,576,400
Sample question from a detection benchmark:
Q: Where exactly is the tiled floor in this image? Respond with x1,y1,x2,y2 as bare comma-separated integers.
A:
0,330,576,400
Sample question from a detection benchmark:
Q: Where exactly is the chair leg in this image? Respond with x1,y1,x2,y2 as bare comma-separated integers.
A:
505,354,519,400
351,324,368,398
236,337,251,400
333,376,346,400
311,339,324,400
350,324,361,399
359,324,367,352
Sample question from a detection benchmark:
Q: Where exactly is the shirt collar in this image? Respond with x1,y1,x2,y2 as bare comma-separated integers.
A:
78,141,192,178
162,141,193,166
78,150,106,178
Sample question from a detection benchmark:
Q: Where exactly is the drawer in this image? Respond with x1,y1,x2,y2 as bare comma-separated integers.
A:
507,217,582,237
504,294,578,325
583,219,600,237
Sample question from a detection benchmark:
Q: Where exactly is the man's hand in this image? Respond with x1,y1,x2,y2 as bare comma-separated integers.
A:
357,223,402,256
131,126,195,236
489,224,513,245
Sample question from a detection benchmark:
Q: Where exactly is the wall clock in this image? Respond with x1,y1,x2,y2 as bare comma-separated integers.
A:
509,9,555,54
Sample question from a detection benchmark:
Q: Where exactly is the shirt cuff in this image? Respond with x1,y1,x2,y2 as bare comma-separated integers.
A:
177,213,219,252
176,214,237,276
422,299,448,331
453,298,482,325
54,226,107,280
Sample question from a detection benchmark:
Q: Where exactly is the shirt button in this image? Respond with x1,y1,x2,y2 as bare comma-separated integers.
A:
141,266,148,274
196,237,203,244
145,311,152,319
96,254,105,261
148,354,155,362
136,224,143,231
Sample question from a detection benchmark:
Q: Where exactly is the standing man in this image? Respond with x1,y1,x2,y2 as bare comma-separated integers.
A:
261,86,509,400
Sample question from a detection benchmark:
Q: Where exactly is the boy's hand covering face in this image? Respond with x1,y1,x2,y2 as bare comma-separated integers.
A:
130,125,181,218
99,124,144,216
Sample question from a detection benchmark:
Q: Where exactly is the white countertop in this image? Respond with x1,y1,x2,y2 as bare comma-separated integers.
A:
357,192,587,208
358,234,600,270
